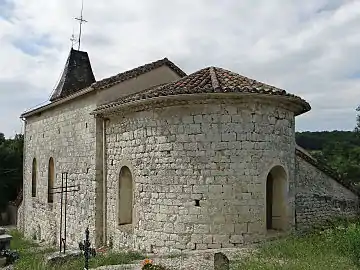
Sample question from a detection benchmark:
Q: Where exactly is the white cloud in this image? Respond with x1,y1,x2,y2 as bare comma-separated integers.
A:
0,0,360,137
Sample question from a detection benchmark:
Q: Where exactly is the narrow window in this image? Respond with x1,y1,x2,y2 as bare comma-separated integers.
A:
48,157,55,203
31,158,37,197
266,165,287,231
118,166,133,225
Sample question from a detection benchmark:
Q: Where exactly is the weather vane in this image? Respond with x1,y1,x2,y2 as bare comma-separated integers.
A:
70,27,77,48
73,0,87,50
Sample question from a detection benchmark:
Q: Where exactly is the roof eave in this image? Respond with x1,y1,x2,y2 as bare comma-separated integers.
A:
91,92,311,117
20,86,94,119
20,57,186,119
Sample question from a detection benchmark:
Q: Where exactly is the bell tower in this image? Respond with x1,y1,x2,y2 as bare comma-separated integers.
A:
49,0,95,102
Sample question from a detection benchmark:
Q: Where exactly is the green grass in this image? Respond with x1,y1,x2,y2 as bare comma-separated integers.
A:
9,230,144,270
232,221,360,270
11,222,360,270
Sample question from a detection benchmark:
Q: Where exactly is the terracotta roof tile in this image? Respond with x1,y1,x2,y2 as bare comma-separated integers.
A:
94,66,311,114
92,57,187,90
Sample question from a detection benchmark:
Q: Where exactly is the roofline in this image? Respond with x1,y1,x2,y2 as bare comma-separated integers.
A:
91,92,311,117
295,145,360,196
20,57,186,119
91,57,186,90
20,86,94,119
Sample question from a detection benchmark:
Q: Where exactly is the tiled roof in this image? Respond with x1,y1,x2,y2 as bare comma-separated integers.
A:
50,48,96,101
21,57,185,118
94,66,311,114
295,145,360,196
92,57,187,90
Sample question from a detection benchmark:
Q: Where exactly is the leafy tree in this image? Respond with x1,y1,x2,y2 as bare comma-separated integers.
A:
0,133,23,211
0,133,5,145
296,126,360,189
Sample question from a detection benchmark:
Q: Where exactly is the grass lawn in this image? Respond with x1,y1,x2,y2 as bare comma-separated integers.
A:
9,230,145,270
9,221,360,270
232,222,360,269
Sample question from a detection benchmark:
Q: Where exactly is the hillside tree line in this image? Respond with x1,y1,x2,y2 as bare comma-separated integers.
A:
295,106,360,187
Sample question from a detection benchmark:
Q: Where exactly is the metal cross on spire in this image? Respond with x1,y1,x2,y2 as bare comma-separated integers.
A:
74,0,87,50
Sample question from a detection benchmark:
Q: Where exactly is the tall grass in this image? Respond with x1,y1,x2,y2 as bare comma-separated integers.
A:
232,220,360,270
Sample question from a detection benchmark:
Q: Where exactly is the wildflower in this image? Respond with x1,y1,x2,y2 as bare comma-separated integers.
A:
142,258,154,266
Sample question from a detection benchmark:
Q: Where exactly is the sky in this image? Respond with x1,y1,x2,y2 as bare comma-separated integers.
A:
0,0,359,138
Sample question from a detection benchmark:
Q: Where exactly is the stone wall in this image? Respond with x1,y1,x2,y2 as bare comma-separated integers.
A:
105,99,296,253
295,155,359,231
16,202,24,231
22,65,184,249
23,94,98,248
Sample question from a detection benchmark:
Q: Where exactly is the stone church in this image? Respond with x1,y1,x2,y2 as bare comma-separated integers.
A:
18,47,359,254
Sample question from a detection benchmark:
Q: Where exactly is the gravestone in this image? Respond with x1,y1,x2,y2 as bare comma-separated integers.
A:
0,227,13,267
214,252,229,270
0,228,12,252
45,250,82,266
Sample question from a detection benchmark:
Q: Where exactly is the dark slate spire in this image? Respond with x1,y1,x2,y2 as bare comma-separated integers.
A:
50,48,96,102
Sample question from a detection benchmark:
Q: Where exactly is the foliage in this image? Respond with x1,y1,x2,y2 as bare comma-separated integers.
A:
233,220,360,269
295,128,360,187
9,229,144,270
356,105,360,133
0,133,23,211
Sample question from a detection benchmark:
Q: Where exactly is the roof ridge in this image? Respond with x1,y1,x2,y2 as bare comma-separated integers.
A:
92,65,311,116
161,57,187,77
209,67,221,92
92,57,186,90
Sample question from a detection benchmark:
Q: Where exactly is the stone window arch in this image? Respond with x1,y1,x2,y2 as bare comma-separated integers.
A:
118,166,133,225
31,158,37,197
266,165,287,231
48,157,55,203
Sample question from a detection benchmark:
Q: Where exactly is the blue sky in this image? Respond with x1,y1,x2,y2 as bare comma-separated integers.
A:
0,0,14,21
0,0,360,137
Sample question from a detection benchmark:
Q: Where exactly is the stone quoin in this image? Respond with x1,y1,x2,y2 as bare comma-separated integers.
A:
18,48,359,254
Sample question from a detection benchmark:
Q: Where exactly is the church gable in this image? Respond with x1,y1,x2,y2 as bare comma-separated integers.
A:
95,62,186,106
21,57,185,119
92,57,186,91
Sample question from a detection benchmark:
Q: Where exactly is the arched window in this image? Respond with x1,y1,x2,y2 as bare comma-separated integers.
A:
31,158,37,197
266,165,287,231
118,166,133,225
48,157,55,203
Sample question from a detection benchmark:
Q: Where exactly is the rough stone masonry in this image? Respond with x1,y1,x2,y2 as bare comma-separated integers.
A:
18,49,359,254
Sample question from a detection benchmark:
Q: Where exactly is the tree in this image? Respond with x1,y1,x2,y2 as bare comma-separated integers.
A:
0,133,5,145
296,128,360,188
0,133,23,211
356,105,360,133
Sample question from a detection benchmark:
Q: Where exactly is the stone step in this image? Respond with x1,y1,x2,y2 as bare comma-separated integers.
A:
0,228,5,236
